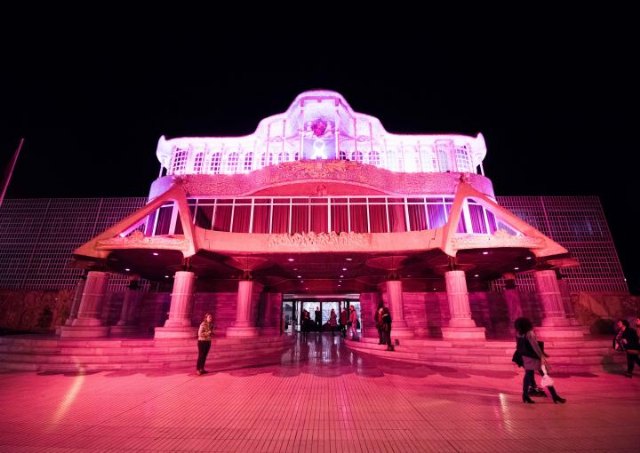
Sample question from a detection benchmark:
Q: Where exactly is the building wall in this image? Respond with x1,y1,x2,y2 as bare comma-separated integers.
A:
0,197,147,290
495,196,628,293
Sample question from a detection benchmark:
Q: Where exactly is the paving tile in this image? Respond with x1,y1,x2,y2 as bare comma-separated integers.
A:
0,334,639,452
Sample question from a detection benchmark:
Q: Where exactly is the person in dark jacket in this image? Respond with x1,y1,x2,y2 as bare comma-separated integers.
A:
515,317,566,404
613,319,640,377
381,306,393,351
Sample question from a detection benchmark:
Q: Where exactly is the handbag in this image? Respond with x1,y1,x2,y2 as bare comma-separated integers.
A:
540,364,554,387
512,350,524,367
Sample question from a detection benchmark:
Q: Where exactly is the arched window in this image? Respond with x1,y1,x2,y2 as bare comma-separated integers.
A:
210,152,222,174
294,152,300,161
171,148,188,175
454,146,472,172
339,150,347,160
351,151,363,162
244,153,253,172
368,150,380,166
227,152,239,173
278,151,289,164
437,148,450,172
193,152,204,174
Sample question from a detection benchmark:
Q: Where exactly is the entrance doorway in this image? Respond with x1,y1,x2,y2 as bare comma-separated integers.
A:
282,296,360,334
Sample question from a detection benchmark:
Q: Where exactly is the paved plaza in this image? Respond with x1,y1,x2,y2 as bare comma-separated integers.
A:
1,333,638,452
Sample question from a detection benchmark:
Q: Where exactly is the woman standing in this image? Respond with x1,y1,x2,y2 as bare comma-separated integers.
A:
329,308,338,336
196,313,214,375
515,317,566,404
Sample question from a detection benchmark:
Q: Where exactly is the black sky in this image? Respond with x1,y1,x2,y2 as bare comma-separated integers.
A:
1,26,637,293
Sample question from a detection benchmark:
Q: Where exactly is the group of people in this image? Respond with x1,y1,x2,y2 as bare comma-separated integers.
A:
299,305,359,340
513,314,640,404
196,310,640,410
374,303,393,351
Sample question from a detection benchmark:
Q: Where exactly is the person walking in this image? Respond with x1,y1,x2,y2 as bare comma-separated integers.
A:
374,303,384,344
196,312,214,375
515,317,566,404
339,307,348,338
348,305,358,340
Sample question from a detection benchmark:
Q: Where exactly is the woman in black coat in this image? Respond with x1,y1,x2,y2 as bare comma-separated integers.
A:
515,317,566,404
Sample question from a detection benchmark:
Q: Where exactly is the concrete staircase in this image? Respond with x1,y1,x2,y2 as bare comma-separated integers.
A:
0,334,295,373
346,336,627,375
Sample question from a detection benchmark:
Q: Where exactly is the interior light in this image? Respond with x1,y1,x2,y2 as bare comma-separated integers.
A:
288,258,295,262
482,251,489,255
152,252,159,256
514,267,520,270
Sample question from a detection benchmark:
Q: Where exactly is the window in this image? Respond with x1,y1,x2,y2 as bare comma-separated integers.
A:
171,148,188,175
351,151,363,162
244,153,253,172
210,153,222,174
455,146,472,172
193,152,204,174
227,152,239,173
368,150,380,166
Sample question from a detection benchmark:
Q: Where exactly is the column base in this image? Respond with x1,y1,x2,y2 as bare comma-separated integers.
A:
535,326,586,340
260,327,280,336
154,326,198,339
441,326,486,341
109,325,140,337
390,327,415,338
226,326,260,337
59,325,110,338
541,316,573,328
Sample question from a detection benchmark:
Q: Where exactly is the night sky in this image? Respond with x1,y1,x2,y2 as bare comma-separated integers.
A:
1,30,637,293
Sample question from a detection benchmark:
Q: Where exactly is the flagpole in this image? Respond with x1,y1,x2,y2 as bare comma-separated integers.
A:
0,138,24,208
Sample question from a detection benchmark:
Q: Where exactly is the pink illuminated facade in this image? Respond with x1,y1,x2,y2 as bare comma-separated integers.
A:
61,90,600,342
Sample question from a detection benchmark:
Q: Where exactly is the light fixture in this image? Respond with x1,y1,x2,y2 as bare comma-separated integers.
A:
342,267,347,271
514,267,520,270
288,258,295,262
152,252,159,256
482,251,489,255
345,257,352,261
474,274,479,278
124,268,130,272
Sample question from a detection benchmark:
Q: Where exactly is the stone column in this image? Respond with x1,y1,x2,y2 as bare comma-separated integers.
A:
441,270,486,340
60,271,110,337
227,279,261,337
503,273,523,334
154,271,198,339
384,280,413,338
64,274,87,326
110,279,142,336
555,270,581,326
534,269,584,339
260,292,282,336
